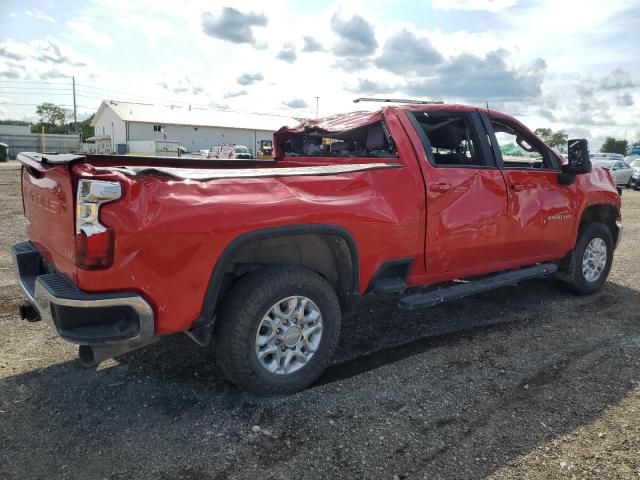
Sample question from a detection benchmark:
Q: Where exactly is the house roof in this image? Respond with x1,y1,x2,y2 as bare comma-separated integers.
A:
91,100,299,132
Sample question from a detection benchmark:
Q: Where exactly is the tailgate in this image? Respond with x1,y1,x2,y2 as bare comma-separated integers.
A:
19,153,79,282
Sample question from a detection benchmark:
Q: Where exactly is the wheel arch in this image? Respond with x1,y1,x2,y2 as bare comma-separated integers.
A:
188,225,360,345
578,203,620,246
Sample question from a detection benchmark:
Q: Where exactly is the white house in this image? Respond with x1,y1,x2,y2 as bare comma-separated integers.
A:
91,100,299,155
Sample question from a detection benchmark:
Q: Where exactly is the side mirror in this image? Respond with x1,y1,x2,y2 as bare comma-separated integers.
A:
564,138,592,175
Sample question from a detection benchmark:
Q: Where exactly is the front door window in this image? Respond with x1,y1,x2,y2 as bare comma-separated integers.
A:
489,119,556,170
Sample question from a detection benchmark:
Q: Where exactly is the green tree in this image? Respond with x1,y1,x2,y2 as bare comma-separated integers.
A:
600,137,628,155
534,128,569,152
34,102,66,134
75,114,94,141
534,128,553,143
548,130,568,151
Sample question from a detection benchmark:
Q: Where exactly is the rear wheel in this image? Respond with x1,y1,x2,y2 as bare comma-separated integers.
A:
214,266,341,395
557,221,613,295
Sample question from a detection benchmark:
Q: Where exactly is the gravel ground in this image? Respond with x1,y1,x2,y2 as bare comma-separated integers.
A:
0,161,639,479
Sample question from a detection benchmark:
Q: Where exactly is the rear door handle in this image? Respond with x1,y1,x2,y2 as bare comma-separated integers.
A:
429,183,452,193
510,183,525,192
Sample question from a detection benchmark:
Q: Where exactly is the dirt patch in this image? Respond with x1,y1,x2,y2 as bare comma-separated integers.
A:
0,164,639,479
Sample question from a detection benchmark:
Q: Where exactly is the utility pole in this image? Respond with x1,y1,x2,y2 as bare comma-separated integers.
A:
72,76,78,135
315,96,319,119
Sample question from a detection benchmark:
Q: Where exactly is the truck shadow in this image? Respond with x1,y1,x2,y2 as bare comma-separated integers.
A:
1,279,639,478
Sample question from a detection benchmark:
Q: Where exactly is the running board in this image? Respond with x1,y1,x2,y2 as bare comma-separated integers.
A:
399,263,558,311
370,277,407,295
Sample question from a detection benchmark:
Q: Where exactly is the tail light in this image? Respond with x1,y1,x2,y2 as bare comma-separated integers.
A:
75,180,122,269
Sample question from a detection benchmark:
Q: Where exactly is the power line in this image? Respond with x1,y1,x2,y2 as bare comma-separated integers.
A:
0,79,294,118
0,86,73,92
0,80,184,105
76,85,211,107
0,91,75,96
0,79,70,85
2,79,216,109
0,103,90,108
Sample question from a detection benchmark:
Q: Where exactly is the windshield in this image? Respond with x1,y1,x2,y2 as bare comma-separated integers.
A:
235,146,249,153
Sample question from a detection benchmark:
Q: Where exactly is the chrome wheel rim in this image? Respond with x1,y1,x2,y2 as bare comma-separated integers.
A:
582,237,607,282
254,296,323,375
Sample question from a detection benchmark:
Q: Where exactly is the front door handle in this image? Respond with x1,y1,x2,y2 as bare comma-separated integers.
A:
510,183,525,192
429,183,452,193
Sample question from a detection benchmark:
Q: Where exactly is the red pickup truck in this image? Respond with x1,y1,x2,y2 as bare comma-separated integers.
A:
12,104,621,394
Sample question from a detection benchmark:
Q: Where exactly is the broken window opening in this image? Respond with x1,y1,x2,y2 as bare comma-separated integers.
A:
410,112,484,167
281,121,397,159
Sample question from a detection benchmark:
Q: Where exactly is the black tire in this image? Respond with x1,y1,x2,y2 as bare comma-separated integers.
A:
557,221,613,295
214,266,341,395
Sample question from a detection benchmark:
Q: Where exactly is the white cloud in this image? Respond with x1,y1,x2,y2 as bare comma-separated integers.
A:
115,15,174,47
201,7,268,47
0,38,95,85
24,10,56,23
66,21,113,49
431,0,518,11
283,98,308,108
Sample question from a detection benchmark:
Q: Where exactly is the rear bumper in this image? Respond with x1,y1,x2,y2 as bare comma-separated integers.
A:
11,241,155,346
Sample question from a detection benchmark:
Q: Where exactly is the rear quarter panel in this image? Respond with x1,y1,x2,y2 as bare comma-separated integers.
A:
73,155,425,334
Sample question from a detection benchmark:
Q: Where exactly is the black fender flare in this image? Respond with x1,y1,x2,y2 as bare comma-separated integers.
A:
187,224,360,346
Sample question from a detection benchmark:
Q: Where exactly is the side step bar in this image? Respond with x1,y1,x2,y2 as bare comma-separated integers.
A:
399,263,558,311
370,277,407,295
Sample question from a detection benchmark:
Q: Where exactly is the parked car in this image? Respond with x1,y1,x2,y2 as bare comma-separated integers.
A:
591,153,625,162
628,158,640,172
628,158,640,190
592,159,634,186
208,144,253,160
12,104,622,395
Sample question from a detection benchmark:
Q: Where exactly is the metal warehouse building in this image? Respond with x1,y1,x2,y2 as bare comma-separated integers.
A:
91,100,298,155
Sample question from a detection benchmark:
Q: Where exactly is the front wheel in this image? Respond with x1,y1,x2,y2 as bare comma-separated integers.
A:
557,221,613,295
214,266,341,395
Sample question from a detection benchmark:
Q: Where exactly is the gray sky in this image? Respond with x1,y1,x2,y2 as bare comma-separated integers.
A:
0,0,638,148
